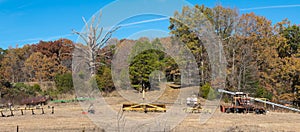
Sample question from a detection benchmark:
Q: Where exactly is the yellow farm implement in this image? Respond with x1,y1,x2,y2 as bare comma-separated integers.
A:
122,103,166,113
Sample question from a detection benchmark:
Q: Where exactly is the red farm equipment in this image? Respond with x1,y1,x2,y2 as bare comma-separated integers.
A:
220,92,266,114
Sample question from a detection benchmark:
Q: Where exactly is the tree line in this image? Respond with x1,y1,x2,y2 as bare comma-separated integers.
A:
0,4,300,106
169,5,300,103
0,39,75,100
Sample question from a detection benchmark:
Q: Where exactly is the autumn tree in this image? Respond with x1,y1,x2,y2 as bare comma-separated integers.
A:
24,52,67,82
0,45,32,83
169,4,238,87
169,4,282,100
169,5,210,86
0,39,73,99
33,39,74,70
0,48,6,82
279,24,300,58
272,21,300,101
0,48,6,99
231,13,278,97
0,48,6,63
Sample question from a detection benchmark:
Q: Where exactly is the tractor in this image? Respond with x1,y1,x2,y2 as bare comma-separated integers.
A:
220,92,266,114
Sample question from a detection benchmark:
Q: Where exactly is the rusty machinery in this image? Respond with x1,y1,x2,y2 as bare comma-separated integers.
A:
220,92,266,114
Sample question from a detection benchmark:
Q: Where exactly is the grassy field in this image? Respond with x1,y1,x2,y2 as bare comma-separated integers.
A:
1,102,300,132
1,86,300,132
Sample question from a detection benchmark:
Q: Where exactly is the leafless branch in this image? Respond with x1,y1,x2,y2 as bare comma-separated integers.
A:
72,11,119,76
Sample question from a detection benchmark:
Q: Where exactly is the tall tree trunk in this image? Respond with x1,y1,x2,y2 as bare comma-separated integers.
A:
158,73,161,82
200,44,204,86
242,63,246,91
238,67,242,91
232,48,235,78
232,48,236,90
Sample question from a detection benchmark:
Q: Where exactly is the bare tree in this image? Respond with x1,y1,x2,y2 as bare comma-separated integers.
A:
73,12,119,76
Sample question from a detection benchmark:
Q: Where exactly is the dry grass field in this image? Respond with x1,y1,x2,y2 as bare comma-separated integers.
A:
1,87,300,132
0,102,300,132
1,103,300,132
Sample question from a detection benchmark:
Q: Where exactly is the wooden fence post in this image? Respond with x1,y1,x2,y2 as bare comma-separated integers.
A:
1,111,4,117
51,106,54,114
41,108,44,114
10,110,14,116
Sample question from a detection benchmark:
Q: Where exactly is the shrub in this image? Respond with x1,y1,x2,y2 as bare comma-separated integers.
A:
32,84,42,93
14,82,40,96
96,66,115,93
255,87,273,100
54,73,74,94
200,83,218,100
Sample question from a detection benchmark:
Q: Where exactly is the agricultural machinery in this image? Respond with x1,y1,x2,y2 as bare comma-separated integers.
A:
220,92,266,114
122,89,166,113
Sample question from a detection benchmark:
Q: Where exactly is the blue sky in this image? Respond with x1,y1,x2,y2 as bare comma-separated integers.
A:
0,0,299,49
